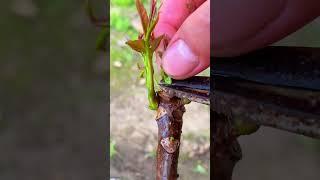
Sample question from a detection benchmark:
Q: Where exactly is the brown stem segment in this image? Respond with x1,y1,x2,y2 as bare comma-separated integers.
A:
212,111,242,180
155,91,186,180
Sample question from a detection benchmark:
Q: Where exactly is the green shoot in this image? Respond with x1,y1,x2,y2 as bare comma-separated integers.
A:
126,0,171,110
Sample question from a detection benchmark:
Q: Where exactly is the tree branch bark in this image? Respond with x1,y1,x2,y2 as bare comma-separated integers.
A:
155,91,186,180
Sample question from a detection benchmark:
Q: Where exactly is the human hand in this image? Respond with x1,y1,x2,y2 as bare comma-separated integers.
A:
155,0,320,80
154,0,210,80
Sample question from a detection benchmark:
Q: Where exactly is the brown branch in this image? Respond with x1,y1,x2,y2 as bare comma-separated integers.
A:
212,111,242,180
85,0,108,28
155,91,186,180
212,91,320,139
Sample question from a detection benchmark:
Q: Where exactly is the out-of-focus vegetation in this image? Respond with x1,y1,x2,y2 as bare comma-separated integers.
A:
110,0,145,93
110,0,210,95
110,139,117,158
0,1,106,179
193,161,208,175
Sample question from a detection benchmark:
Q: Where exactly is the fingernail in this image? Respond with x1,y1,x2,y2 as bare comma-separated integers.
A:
162,39,199,77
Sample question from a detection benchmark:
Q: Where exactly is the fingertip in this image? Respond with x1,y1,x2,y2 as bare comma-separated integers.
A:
162,39,199,79
161,1,210,79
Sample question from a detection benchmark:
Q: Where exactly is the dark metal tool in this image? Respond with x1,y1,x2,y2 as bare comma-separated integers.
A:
159,76,210,105
159,46,320,138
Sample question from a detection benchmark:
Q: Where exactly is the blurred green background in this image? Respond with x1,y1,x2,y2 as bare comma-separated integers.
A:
0,0,107,179
110,0,142,94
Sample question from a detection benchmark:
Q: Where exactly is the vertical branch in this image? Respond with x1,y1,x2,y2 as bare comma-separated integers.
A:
155,91,186,180
212,111,242,180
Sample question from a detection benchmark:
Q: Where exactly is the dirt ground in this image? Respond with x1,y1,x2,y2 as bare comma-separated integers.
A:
110,86,320,180
110,86,210,180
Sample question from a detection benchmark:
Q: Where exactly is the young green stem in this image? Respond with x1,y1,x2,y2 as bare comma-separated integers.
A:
144,28,158,110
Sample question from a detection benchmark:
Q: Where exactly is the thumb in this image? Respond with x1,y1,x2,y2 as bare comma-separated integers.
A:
161,1,210,80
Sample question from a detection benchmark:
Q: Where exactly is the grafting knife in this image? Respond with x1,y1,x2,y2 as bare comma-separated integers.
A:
159,46,320,138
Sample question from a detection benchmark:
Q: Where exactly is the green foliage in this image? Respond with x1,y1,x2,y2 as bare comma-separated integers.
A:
161,70,172,84
192,162,208,175
111,0,135,6
145,149,156,158
126,0,171,110
110,140,117,158
111,0,147,7
111,8,132,32
109,0,149,92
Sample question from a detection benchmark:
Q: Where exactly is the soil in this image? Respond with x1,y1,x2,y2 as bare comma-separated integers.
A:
110,86,210,180
110,86,320,180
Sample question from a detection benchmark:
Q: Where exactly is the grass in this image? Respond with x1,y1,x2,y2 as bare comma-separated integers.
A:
110,1,141,94
192,161,208,175
110,139,118,158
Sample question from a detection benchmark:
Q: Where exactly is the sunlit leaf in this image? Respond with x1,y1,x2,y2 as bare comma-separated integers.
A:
136,0,149,33
151,34,164,52
126,39,145,53
161,70,172,84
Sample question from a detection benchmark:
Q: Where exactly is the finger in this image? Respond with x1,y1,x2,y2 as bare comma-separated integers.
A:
213,0,320,57
161,1,210,79
154,0,207,40
154,0,207,71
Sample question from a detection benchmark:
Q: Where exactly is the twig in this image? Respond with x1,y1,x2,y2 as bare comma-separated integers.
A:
212,111,242,180
155,91,186,180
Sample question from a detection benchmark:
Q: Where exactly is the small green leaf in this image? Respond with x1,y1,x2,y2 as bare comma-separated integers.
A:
126,39,145,53
161,70,172,84
163,75,172,84
193,163,207,175
110,140,117,158
136,0,149,33
139,69,145,78
151,34,164,52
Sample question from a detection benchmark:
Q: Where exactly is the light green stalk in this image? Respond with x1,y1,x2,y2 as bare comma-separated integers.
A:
143,25,158,110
